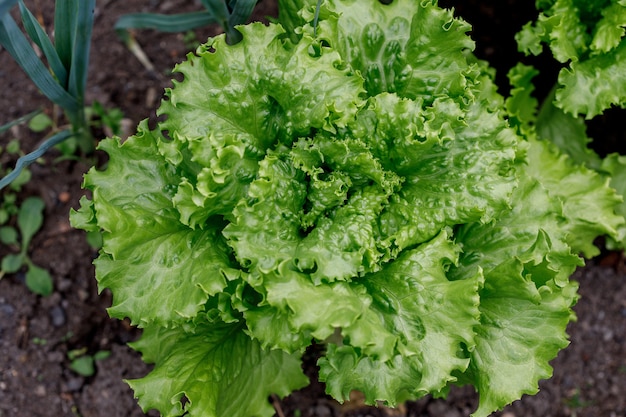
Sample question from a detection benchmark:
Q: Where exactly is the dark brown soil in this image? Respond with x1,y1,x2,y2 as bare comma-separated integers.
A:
1,1,625,417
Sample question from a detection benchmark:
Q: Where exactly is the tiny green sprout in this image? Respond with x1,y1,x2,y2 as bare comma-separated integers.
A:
70,405,82,417
0,226,18,245
87,101,124,137
32,337,48,346
0,196,53,296
564,389,594,409
0,139,33,192
68,349,111,377
6,139,21,155
27,113,53,133
182,30,201,50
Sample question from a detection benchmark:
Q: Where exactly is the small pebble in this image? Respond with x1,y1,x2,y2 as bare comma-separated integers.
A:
58,191,71,204
47,351,64,363
64,377,84,392
312,404,333,417
34,385,46,397
49,306,66,327
77,289,89,302
0,303,15,317
56,278,72,292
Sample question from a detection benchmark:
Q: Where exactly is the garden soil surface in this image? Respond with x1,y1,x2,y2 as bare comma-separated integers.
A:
1,1,625,416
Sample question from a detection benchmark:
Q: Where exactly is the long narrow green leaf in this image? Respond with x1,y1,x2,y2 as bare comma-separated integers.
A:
114,11,220,35
67,0,94,101
226,0,257,43
0,130,73,190
228,0,257,26
0,14,79,111
199,0,229,25
313,0,322,37
0,0,18,18
0,109,41,134
53,0,77,73
18,0,68,86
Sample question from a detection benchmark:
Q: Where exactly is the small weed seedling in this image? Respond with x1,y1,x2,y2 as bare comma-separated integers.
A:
67,348,111,377
0,118,58,296
0,196,52,296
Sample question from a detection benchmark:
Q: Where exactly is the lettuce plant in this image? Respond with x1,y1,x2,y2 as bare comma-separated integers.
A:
70,1,625,416
512,0,626,249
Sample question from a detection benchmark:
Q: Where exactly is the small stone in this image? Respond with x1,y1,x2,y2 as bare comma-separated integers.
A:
0,302,15,316
34,384,46,397
47,351,64,363
64,376,84,392
58,191,71,204
50,306,66,327
312,404,333,417
77,289,89,302
56,278,72,292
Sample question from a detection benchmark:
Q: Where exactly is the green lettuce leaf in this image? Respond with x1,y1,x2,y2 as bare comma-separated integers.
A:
459,259,579,417
600,153,626,248
319,231,482,405
505,63,603,169
373,95,517,254
556,38,626,117
515,0,626,117
525,138,624,257
590,2,626,53
536,91,603,169
505,66,623,257
452,169,582,416
454,172,580,286
505,63,540,134
308,0,475,101
80,125,236,326
160,22,365,228
516,0,622,62
128,320,308,417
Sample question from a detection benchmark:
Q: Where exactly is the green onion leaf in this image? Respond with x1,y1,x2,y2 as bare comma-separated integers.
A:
115,11,219,36
18,0,68,86
0,130,73,190
53,0,77,71
199,0,229,25
0,109,41,134
0,0,18,18
67,0,94,101
0,13,79,111
226,0,257,43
